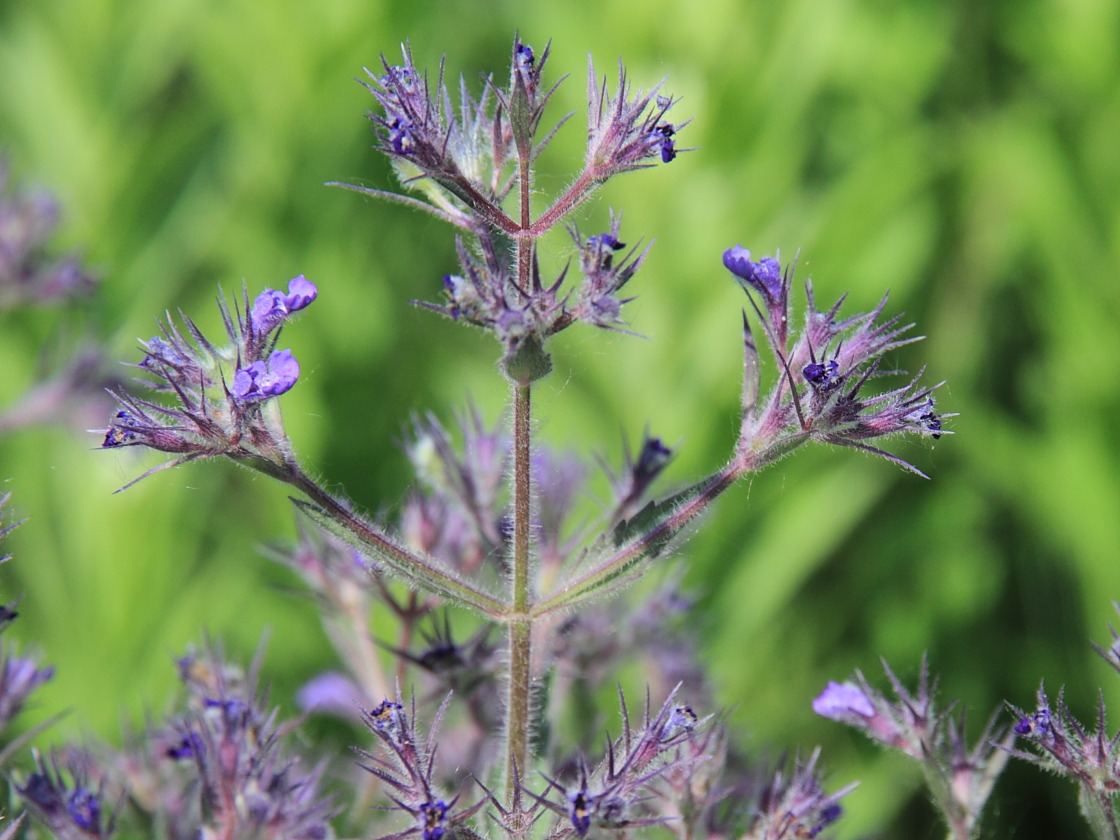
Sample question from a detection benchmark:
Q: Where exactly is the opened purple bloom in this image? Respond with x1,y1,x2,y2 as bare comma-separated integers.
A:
812,680,875,719
232,349,300,402
722,245,783,307
67,788,101,832
252,274,318,333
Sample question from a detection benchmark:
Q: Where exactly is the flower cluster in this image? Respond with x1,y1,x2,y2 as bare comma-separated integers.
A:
15,750,113,840
531,687,708,838
1007,607,1120,838
0,494,55,732
99,274,316,487
0,158,97,309
814,659,1011,838
340,39,684,380
111,644,337,840
12,33,965,840
356,693,484,840
0,160,114,438
725,246,947,477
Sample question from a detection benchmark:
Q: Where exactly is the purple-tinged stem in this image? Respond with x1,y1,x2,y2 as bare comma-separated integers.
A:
525,170,599,237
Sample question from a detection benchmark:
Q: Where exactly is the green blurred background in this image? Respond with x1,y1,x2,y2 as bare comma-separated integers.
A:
2,0,1119,836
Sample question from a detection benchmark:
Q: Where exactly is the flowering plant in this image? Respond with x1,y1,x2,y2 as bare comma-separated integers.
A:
21,33,1120,840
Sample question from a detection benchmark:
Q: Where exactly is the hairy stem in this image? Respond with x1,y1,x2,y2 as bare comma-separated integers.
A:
504,380,534,799
533,462,741,616
503,157,537,799
283,462,506,616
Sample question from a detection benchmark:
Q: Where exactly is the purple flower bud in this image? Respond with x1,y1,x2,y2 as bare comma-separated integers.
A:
659,704,698,742
165,733,204,760
582,233,626,274
251,275,318,334
722,246,783,308
388,117,415,154
515,42,535,70
232,349,300,402
0,652,54,727
139,336,189,370
812,681,875,719
920,408,943,439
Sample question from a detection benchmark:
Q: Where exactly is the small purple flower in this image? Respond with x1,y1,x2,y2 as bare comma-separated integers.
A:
803,359,840,389
568,790,594,837
419,800,449,840
232,349,300,402
297,671,364,719
0,650,54,728
1014,707,1052,737
365,699,408,745
251,274,318,334
101,409,140,448
66,788,101,832
654,123,677,163
722,245,783,309
388,117,415,154
812,680,875,719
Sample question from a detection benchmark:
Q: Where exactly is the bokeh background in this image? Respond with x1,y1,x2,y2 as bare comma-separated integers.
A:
2,0,1119,837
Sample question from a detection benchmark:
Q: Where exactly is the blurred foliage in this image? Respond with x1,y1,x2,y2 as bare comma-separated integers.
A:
1,0,1119,837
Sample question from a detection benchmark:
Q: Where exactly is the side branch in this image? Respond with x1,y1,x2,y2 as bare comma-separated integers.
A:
532,462,741,616
284,464,507,617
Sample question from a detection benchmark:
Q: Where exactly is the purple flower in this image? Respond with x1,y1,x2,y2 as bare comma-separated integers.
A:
654,123,677,163
66,789,101,832
420,800,449,840
803,359,840,389
297,671,365,721
232,349,300,402
812,680,875,719
585,61,684,177
0,650,54,728
1014,707,1052,737
365,699,408,746
568,790,594,837
722,245,783,308
251,274,318,334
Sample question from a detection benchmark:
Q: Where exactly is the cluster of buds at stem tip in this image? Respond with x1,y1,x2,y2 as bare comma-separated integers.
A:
97,274,317,488
1,157,98,309
814,658,1013,838
0,494,56,733
339,36,685,382
1006,605,1120,836
724,246,949,477
356,691,485,840
15,749,114,840
527,686,709,838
